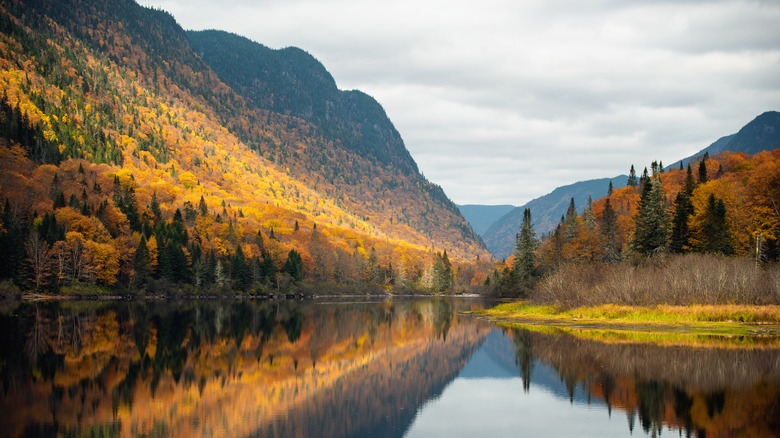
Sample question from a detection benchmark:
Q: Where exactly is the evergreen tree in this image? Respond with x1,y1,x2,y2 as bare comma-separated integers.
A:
563,198,578,241
632,176,670,256
607,180,613,196
698,156,708,184
283,249,304,282
133,234,152,287
627,165,638,187
198,195,208,216
232,244,250,291
512,208,537,282
697,194,733,254
600,198,620,262
669,190,693,253
432,251,453,292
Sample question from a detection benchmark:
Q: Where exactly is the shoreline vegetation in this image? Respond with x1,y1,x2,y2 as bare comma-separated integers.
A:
477,253,780,338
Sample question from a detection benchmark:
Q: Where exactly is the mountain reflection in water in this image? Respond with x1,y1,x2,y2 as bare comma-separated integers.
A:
0,299,779,437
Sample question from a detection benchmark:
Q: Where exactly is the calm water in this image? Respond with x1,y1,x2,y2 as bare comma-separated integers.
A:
0,298,779,437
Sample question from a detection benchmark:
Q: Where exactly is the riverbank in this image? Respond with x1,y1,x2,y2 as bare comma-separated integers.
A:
474,302,780,337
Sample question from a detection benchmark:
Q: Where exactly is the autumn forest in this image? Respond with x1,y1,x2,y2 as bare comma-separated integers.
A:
1,0,779,302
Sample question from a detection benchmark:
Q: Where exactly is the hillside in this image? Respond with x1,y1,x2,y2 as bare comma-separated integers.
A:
483,176,628,259
0,0,488,293
456,204,515,236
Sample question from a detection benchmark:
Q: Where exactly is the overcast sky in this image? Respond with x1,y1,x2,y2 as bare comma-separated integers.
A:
141,0,780,205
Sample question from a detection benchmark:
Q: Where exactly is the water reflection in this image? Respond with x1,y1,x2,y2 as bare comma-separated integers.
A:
1,300,779,437
502,327,780,437
0,299,488,437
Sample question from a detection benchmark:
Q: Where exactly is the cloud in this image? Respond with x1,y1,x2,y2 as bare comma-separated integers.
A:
141,0,780,205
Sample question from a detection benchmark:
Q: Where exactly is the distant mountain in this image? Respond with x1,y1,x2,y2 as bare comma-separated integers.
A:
457,204,516,237
672,111,780,168
482,176,629,260
483,111,780,260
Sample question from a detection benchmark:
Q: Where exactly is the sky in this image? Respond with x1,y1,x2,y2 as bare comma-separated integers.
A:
140,0,780,206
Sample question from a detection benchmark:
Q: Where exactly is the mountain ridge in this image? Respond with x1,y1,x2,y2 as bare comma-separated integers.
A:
480,110,780,260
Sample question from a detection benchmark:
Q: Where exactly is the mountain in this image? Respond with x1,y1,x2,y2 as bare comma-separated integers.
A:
672,111,780,168
482,176,629,260
0,0,487,292
182,29,481,257
484,111,780,260
187,30,419,176
456,204,516,237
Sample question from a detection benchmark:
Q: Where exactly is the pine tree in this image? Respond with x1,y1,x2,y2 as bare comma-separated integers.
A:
232,244,250,291
133,234,152,287
697,194,733,254
283,249,304,282
564,198,578,241
198,195,208,216
627,165,638,187
600,198,620,262
633,176,670,256
669,190,693,253
698,156,708,184
513,208,538,282
607,180,614,196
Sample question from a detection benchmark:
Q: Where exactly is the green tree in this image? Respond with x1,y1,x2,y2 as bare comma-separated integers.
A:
696,194,733,255
627,165,638,187
133,234,152,287
600,198,621,262
698,154,708,184
512,208,537,282
633,176,670,256
232,244,250,291
283,249,304,282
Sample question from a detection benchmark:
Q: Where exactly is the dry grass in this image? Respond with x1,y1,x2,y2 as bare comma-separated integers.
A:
532,254,780,308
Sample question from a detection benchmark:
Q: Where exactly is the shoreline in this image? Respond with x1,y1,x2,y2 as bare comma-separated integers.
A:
472,302,780,338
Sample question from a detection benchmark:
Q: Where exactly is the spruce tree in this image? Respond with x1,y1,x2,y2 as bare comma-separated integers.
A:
697,194,733,254
283,249,304,282
513,208,537,282
669,191,692,253
600,198,620,262
233,244,250,291
633,176,670,255
133,234,152,287
627,165,638,187
698,157,708,183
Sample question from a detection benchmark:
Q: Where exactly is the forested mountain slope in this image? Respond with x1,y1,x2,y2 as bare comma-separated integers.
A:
0,0,488,293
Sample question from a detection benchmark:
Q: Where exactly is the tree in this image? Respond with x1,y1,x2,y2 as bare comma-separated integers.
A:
25,232,52,291
512,208,537,282
696,194,733,255
633,176,670,256
698,156,708,184
432,251,453,292
600,198,620,262
133,234,152,287
232,244,250,291
627,165,638,187
283,249,304,282
669,190,693,253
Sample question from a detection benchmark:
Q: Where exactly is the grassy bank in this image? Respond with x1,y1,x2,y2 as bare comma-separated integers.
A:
476,302,780,337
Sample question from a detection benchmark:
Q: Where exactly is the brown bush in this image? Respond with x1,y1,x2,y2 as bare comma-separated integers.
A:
532,254,780,307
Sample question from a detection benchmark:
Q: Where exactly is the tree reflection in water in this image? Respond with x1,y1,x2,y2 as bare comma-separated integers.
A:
0,299,489,438
507,327,780,437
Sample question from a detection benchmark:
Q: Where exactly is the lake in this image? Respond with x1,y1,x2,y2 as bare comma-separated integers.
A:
0,297,778,437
